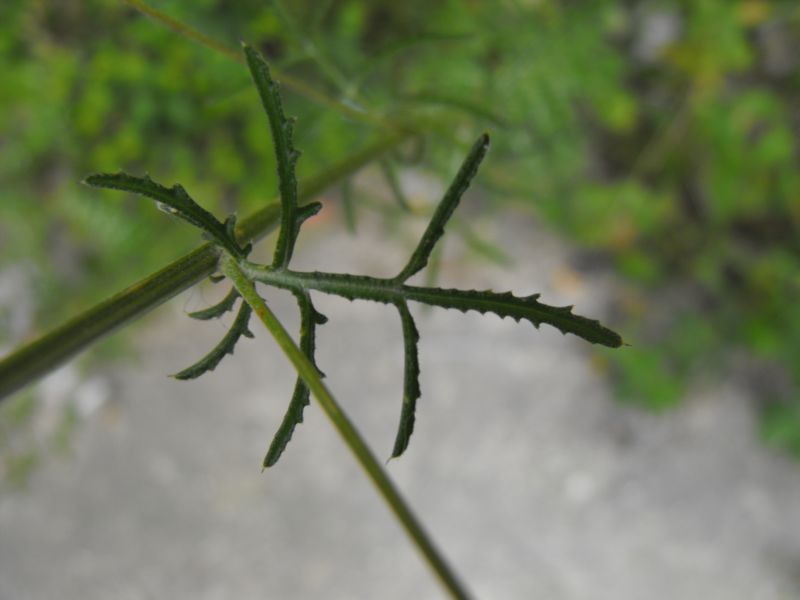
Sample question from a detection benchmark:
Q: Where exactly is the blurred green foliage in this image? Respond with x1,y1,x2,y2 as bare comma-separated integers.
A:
2,0,800,456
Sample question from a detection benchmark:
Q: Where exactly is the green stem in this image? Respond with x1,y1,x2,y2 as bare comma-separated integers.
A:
122,0,518,195
121,0,399,132
122,0,241,61
120,0,466,147
222,257,472,600
122,0,519,178
0,132,409,402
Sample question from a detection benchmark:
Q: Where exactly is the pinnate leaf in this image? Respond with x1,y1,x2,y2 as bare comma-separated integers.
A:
250,269,623,348
86,44,623,470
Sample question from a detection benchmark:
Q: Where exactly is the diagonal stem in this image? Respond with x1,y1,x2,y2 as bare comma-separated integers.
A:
121,0,399,132
222,256,472,600
0,131,409,402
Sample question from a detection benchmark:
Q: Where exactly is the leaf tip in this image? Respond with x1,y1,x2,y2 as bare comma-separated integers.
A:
83,173,105,187
263,448,281,469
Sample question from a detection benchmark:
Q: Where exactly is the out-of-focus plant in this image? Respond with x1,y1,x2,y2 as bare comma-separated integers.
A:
558,2,800,455
3,0,800,465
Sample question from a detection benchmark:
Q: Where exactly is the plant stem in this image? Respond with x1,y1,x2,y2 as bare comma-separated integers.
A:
222,256,472,600
0,131,409,402
121,0,398,132
119,0,466,147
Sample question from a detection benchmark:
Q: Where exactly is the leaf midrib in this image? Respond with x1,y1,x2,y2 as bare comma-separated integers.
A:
242,265,622,348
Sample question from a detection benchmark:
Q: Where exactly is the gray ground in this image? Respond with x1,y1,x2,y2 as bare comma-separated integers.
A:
2,205,800,600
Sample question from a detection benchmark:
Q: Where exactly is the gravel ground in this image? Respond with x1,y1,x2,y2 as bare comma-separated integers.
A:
2,205,800,600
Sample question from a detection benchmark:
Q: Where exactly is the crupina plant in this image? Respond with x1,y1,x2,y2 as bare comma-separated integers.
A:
80,45,622,598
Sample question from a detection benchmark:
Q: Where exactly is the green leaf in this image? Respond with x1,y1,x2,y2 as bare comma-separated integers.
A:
402,286,623,348
244,268,623,348
391,301,421,458
187,287,239,320
84,172,247,258
396,133,490,282
243,43,301,269
172,300,254,380
263,290,327,467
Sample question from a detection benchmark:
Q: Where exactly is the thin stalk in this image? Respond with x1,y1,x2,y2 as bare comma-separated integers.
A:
122,0,241,62
120,0,465,146
269,0,352,95
121,0,398,132
121,0,521,193
0,131,409,402
222,256,472,600
121,0,520,177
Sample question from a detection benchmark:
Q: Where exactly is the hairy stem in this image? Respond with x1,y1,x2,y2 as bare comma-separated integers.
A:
222,257,471,600
0,131,409,402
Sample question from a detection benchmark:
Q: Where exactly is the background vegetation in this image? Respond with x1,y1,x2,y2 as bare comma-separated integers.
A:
2,0,800,474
